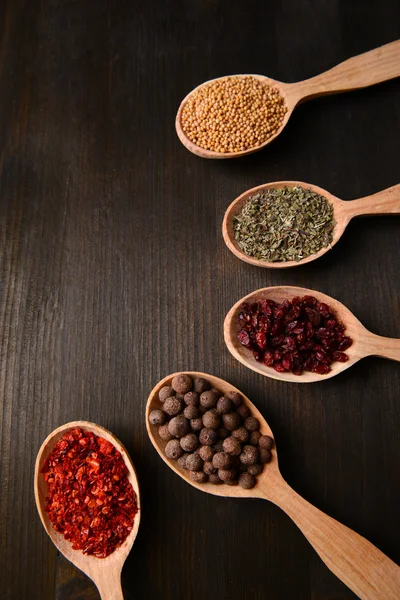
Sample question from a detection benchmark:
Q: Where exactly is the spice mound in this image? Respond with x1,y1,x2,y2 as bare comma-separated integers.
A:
237,296,353,375
181,76,287,153
233,186,336,262
41,428,138,558
149,373,274,489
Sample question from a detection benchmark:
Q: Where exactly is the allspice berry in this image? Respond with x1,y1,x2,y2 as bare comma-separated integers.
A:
180,433,199,452
158,386,174,402
190,470,208,483
222,436,242,456
248,463,263,476
240,445,258,465
178,453,189,469
208,473,223,484
259,448,272,464
190,418,203,431
239,472,256,489
232,426,249,443
149,409,166,426
244,416,260,431
213,442,224,453
184,391,199,406
212,452,232,470
200,390,219,409
218,468,237,483
249,431,261,445
171,373,193,394
259,435,274,450
193,377,211,394
163,396,183,416
216,396,232,415
236,404,250,420
199,427,218,445
183,405,200,419
225,390,242,407
203,461,217,475
199,445,214,462
165,439,184,459
202,410,221,429
168,415,190,438
222,412,241,431
186,453,204,472
158,423,174,442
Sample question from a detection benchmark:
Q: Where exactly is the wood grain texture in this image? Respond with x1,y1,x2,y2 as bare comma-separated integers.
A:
0,1,400,599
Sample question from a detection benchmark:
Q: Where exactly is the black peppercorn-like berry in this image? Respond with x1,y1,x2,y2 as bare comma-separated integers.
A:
225,390,242,407
239,472,256,489
232,426,249,443
244,416,260,431
218,427,229,440
183,405,200,420
190,418,203,431
193,377,211,394
240,445,258,465
200,390,219,409
163,396,183,416
184,391,199,406
199,427,218,445
249,431,261,445
186,453,204,472
259,448,272,464
208,473,223,484
177,453,189,469
168,415,190,438
218,468,237,483
222,437,242,456
158,423,174,442
158,386,174,402
216,396,233,415
203,461,217,475
212,452,232,470
259,435,274,450
247,463,263,476
199,445,214,462
222,412,242,431
190,470,208,483
165,439,184,459
149,409,166,426
202,410,221,429
180,433,199,452
236,404,250,420
171,373,193,394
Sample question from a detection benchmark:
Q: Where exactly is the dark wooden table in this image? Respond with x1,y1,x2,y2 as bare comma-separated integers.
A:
1,1,399,599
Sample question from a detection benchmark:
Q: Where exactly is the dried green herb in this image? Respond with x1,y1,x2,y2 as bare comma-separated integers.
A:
233,186,336,262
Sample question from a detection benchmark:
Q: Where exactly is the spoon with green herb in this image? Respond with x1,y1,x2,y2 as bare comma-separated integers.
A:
222,181,400,268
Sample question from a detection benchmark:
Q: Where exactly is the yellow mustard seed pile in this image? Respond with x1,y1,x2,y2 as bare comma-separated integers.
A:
181,76,287,153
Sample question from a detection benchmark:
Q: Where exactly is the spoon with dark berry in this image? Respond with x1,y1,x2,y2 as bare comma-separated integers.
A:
146,372,400,600
224,286,400,383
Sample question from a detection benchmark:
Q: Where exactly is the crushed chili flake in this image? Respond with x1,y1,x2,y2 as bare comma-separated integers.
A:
41,428,138,558
237,295,353,375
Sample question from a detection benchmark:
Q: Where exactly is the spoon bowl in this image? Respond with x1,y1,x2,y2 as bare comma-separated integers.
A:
223,181,400,268
34,421,141,600
176,41,400,159
224,286,400,383
146,372,400,600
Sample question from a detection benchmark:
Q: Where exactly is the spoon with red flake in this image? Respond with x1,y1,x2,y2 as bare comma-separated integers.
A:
35,421,141,600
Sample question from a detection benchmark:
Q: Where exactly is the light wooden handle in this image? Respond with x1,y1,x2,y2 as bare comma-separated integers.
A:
363,332,400,362
267,481,400,600
342,184,400,218
293,40,400,102
95,571,124,600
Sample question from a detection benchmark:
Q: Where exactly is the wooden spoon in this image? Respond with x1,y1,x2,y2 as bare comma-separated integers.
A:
223,181,400,268
224,286,400,383
146,372,400,600
176,40,400,159
34,421,141,600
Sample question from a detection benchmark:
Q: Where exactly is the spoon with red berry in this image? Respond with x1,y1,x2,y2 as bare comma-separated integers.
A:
35,421,141,600
224,286,400,383
146,372,400,600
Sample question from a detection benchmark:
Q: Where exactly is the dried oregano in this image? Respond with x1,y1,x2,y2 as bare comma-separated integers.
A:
233,186,336,262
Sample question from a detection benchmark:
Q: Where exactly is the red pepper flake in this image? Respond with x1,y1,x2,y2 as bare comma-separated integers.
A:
41,428,138,558
237,296,353,375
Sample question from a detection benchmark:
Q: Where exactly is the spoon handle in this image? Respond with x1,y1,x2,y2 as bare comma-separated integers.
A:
342,184,400,219
292,40,400,103
362,332,400,362
266,480,400,600
95,569,124,600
